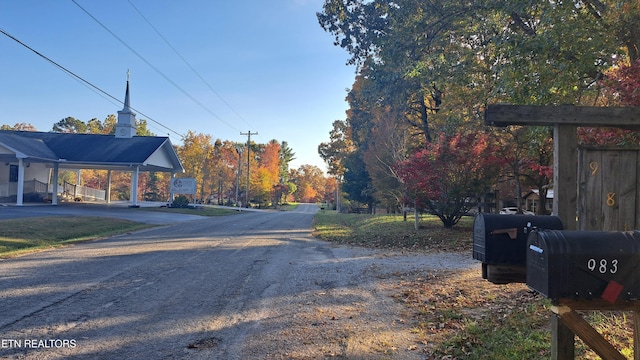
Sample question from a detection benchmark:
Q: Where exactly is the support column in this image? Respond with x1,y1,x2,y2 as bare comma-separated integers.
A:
106,170,112,204
553,124,578,230
16,158,25,206
52,163,59,205
551,124,578,358
551,314,575,360
169,172,176,204
131,166,139,207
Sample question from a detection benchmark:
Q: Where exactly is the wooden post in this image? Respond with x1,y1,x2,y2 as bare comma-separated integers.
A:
551,314,575,360
635,310,640,360
552,305,627,360
553,124,578,230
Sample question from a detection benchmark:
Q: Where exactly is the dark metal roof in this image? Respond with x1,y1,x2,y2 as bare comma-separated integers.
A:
0,132,57,160
0,131,184,173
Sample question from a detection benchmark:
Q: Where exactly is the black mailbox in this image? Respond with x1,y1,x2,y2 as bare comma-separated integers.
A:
473,214,564,284
527,230,640,302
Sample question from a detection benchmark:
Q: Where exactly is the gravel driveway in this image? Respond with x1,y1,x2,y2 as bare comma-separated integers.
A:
0,203,476,359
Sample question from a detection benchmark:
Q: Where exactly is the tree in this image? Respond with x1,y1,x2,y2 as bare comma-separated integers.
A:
53,117,88,133
177,131,215,202
273,183,290,206
135,119,154,136
495,126,554,215
341,152,376,211
318,119,354,177
318,0,640,221
577,59,640,146
589,1,640,63
279,141,296,182
323,176,338,205
207,140,240,205
397,131,506,228
87,118,104,134
360,106,410,212
252,140,280,206
319,1,484,145
290,165,328,203
1,123,37,131
103,114,117,135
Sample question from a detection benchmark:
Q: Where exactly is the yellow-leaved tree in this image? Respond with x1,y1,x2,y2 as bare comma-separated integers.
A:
251,140,280,206
177,131,214,202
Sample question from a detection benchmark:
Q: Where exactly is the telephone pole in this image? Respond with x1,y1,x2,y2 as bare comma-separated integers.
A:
240,131,257,208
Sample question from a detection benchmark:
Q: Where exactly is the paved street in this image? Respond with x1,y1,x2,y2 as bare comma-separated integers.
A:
0,203,323,359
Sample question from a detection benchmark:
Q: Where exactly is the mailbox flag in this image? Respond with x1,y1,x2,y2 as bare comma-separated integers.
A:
601,280,624,304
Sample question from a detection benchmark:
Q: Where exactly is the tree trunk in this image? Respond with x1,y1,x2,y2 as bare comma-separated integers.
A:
419,99,432,143
414,200,419,230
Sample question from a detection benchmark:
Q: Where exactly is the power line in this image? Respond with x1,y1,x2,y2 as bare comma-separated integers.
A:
126,0,253,129
71,0,241,132
0,27,184,140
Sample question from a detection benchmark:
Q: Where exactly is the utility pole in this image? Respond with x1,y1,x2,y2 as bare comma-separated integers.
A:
240,131,257,208
234,145,242,208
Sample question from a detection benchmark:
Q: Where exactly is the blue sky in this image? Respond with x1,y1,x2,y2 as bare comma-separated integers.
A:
0,0,356,171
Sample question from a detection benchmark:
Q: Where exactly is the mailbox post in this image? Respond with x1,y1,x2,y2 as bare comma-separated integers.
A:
485,104,640,360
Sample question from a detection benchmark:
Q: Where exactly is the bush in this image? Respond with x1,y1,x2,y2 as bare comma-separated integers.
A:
171,195,190,208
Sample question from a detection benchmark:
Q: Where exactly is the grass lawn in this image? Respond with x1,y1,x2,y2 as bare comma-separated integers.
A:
0,205,241,257
0,216,153,257
312,211,473,252
313,211,635,359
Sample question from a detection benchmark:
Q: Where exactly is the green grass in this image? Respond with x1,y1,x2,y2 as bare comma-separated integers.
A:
312,212,473,251
0,216,153,257
0,205,240,257
437,300,551,359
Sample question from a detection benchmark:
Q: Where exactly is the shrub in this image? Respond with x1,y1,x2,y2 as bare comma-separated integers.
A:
171,195,190,208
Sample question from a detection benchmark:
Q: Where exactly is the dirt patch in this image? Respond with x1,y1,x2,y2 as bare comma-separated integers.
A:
227,247,480,359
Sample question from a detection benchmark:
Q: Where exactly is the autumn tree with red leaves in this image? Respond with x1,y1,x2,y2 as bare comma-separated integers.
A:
397,132,507,228
578,59,640,146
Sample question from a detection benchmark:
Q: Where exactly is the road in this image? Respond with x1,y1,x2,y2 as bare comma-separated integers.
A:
0,204,323,359
0,203,475,359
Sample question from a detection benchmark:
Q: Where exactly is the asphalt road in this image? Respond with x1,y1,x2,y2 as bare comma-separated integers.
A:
0,203,325,359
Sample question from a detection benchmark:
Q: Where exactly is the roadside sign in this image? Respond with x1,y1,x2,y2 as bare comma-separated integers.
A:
170,178,196,195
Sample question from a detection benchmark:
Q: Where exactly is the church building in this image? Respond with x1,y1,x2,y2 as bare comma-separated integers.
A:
0,79,184,205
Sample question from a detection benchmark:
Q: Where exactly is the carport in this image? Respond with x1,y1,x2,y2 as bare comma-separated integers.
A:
0,130,184,206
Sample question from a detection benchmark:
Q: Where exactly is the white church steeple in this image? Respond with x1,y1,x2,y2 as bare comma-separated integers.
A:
116,71,137,139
